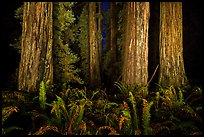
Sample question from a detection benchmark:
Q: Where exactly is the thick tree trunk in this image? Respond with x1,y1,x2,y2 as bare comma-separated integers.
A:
18,2,53,92
159,2,187,87
89,2,101,87
122,2,150,86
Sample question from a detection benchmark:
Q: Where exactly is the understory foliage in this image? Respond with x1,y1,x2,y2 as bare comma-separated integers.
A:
2,80,202,135
2,106,23,135
53,2,83,85
74,3,90,84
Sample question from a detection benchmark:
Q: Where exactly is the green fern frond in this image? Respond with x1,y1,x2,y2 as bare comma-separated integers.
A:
2,106,19,125
96,126,119,135
67,105,81,135
67,102,77,123
2,126,23,135
185,86,202,104
32,125,59,135
104,102,118,112
39,81,47,110
142,99,153,135
155,91,160,107
73,103,85,132
178,89,184,104
90,90,100,100
51,101,61,121
128,91,139,133
51,95,69,123
114,81,129,96
136,85,149,98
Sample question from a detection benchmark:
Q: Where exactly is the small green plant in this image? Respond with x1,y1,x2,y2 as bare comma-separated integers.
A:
152,84,202,135
128,91,139,134
142,99,153,135
39,81,47,110
37,80,53,110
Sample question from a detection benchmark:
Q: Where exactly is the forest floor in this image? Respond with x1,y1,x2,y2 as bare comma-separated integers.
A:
2,81,202,135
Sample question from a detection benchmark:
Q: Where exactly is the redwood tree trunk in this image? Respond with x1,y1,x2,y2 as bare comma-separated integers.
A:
89,2,101,87
122,2,150,86
18,2,53,92
159,2,187,87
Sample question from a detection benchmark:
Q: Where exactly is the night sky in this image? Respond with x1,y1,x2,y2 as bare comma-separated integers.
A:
102,2,109,48
0,2,203,90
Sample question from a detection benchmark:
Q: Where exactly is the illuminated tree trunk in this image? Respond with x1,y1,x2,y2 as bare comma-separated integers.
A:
18,2,53,92
122,2,150,86
159,2,187,87
89,2,101,87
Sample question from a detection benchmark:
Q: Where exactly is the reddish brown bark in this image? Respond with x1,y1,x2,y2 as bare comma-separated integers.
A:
122,2,150,86
89,2,101,87
159,2,187,87
18,2,53,92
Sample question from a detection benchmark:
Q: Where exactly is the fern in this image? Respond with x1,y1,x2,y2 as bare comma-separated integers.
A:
67,102,77,123
114,81,126,93
178,88,184,104
170,121,200,135
158,85,185,109
152,122,171,135
90,90,100,100
96,126,119,135
154,84,202,135
51,95,69,125
39,81,47,110
50,92,90,135
73,103,85,132
155,91,160,109
128,91,139,134
2,106,22,135
67,105,81,135
114,81,129,99
78,120,88,135
142,99,153,135
32,125,59,135
114,81,148,99
2,126,23,135
2,106,19,125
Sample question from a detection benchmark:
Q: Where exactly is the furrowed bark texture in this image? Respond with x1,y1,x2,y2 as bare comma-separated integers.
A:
159,2,187,87
18,2,53,92
89,2,101,87
122,2,150,86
